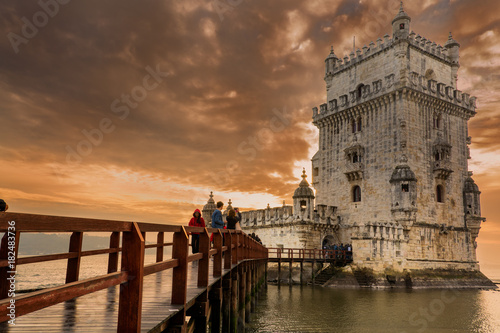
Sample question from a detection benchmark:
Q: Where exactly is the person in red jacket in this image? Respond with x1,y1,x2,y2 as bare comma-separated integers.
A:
188,209,205,254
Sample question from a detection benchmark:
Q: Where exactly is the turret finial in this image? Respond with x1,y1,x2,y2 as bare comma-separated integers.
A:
400,1,404,12
302,168,307,180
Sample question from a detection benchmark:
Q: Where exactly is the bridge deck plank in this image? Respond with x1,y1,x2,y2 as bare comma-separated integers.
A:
0,261,231,333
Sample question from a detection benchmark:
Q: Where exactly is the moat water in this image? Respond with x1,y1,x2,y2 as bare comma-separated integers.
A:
246,284,500,333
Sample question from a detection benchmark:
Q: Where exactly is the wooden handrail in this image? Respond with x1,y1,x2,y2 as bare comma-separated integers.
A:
0,212,269,331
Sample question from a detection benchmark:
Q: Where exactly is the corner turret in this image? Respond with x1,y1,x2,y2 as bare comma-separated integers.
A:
293,168,315,220
325,46,339,78
392,2,411,40
444,32,460,87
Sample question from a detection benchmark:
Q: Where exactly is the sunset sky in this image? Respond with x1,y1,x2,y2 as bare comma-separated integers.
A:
0,0,499,276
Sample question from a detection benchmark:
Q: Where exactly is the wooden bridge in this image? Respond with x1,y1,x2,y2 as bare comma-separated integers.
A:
267,248,353,285
0,212,267,332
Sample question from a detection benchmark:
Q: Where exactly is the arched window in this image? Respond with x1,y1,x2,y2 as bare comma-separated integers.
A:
436,185,444,203
353,186,361,202
357,84,364,99
433,114,441,129
352,153,359,163
300,200,307,210
352,117,362,133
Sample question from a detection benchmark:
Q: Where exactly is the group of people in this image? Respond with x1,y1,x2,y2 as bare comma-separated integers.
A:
323,243,353,260
249,232,262,245
188,201,243,254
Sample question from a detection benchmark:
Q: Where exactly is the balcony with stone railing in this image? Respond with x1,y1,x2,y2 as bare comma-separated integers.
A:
343,161,364,181
433,159,453,180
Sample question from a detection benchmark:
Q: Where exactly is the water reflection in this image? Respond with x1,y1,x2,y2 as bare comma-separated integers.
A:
247,285,500,333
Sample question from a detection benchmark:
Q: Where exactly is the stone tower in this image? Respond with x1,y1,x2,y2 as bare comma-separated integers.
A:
311,3,486,272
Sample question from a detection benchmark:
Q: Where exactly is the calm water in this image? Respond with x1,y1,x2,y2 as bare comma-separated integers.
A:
13,254,500,333
247,285,500,333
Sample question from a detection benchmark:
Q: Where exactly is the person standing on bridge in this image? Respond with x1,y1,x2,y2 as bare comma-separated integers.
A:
211,201,224,229
188,209,205,254
226,209,241,230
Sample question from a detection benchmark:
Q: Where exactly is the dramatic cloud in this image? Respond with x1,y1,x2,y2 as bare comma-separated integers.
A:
0,0,499,270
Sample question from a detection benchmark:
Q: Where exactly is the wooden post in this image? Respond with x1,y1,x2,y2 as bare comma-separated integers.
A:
0,231,20,299
117,222,145,333
231,232,238,265
107,231,120,273
156,232,164,263
224,230,232,270
172,226,189,304
198,229,210,288
169,226,189,332
66,232,83,283
289,261,293,285
213,230,222,277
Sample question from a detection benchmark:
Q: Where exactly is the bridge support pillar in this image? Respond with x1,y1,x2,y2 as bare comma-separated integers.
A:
300,261,303,285
187,291,209,333
209,281,222,333
221,274,231,333
230,269,238,332
277,260,281,285
250,262,256,313
238,266,246,330
245,263,251,322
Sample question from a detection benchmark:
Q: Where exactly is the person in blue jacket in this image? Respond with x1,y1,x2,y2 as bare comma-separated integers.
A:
211,201,224,229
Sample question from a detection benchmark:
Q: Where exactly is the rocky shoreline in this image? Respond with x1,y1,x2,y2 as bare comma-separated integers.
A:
266,263,498,289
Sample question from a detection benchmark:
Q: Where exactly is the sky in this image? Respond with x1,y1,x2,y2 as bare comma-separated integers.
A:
0,0,499,275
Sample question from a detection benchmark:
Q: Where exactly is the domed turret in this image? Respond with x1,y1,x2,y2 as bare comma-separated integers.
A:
293,168,315,220
293,168,315,198
392,2,411,40
202,191,216,223
464,172,481,216
390,165,417,182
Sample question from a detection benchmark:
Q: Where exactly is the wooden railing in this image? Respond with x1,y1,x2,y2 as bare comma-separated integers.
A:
268,247,353,262
0,212,268,332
